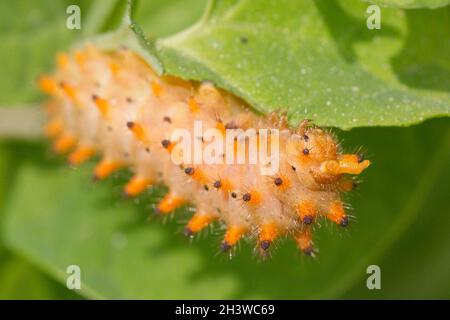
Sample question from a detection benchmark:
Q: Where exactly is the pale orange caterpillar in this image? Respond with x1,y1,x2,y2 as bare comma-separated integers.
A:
39,45,370,257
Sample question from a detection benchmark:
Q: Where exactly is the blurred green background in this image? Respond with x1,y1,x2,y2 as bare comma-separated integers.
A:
0,0,449,299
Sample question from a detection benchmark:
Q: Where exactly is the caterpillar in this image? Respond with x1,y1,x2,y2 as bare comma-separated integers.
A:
39,45,370,257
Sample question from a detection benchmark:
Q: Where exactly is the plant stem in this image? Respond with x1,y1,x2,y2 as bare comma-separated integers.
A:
0,106,44,140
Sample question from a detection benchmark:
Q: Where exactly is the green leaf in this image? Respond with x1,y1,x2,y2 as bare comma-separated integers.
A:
126,0,450,128
0,1,123,298
0,142,80,299
0,0,209,300
364,0,450,9
3,118,449,299
0,251,80,299
133,0,209,37
0,0,120,106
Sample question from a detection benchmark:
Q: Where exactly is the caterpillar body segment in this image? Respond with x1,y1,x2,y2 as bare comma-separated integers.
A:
40,45,370,257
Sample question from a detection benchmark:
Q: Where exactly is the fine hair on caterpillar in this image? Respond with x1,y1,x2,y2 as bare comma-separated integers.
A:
39,45,371,258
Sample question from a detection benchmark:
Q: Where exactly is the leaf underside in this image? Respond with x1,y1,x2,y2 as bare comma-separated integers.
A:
144,0,450,129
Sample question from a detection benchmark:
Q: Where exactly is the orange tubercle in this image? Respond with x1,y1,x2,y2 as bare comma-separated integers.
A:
109,61,120,75
296,200,317,225
38,75,58,95
259,222,278,251
69,146,96,165
222,226,247,250
127,121,148,144
56,52,69,69
44,119,64,138
220,179,233,193
191,169,209,184
124,176,152,197
161,139,175,153
259,222,278,242
243,190,261,206
93,160,122,180
188,97,200,113
59,82,77,103
295,228,315,255
151,81,163,98
53,134,76,154
327,201,349,227
186,213,217,235
156,192,186,214
74,51,87,67
273,175,291,191
215,121,226,135
297,152,313,165
92,95,109,117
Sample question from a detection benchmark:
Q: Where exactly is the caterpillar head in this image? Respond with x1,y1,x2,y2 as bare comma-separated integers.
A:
286,126,370,190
